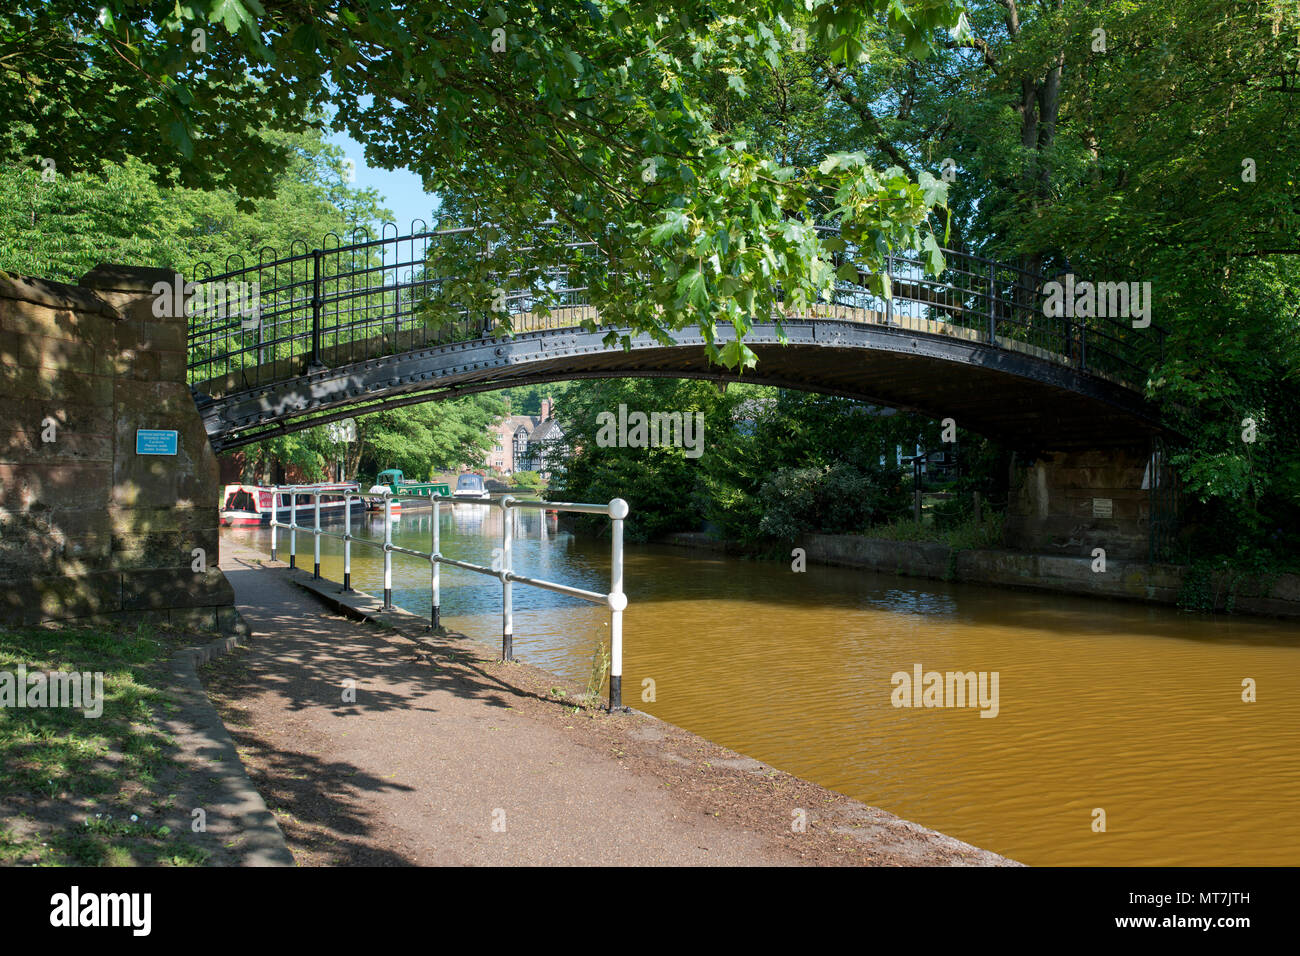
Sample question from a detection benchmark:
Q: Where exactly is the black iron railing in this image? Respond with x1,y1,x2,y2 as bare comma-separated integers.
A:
184,220,1166,393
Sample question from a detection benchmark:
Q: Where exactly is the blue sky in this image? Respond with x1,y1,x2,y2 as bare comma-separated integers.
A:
327,129,441,232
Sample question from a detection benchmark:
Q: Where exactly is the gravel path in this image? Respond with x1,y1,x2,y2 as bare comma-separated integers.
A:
207,541,1018,866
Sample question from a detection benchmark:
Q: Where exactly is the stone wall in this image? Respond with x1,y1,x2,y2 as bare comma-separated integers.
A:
1003,446,1153,561
662,531,1300,618
801,533,1185,604
0,265,238,631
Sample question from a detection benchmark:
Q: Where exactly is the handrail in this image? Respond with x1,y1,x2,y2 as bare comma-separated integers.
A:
265,485,631,712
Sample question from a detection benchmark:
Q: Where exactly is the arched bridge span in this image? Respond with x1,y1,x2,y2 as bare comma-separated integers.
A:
185,224,1167,453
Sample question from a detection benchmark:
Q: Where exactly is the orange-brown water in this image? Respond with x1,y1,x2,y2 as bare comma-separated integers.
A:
227,507,1300,865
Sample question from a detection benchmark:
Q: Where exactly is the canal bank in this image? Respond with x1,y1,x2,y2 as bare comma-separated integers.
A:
209,540,1017,866
662,532,1300,619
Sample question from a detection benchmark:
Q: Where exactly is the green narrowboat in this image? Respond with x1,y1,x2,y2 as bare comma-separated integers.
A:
366,469,451,511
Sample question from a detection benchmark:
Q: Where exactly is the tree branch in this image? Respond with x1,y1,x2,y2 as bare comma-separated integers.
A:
820,60,915,175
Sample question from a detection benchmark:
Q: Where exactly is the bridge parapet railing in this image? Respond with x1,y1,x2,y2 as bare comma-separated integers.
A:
810,227,1164,385
187,223,608,391
266,484,631,712
186,222,1164,395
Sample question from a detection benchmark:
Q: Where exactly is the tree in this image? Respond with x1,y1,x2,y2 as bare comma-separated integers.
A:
6,1,968,368
1,2,303,200
547,377,724,540
355,396,506,481
0,154,180,281
240,429,335,484
0,126,389,282
778,0,1300,559
699,388,927,542
496,384,558,417
549,378,935,542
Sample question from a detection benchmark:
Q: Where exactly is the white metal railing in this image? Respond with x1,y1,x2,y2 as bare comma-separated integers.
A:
266,485,631,712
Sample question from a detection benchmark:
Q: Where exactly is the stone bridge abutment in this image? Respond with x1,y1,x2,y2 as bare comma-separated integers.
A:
0,265,238,631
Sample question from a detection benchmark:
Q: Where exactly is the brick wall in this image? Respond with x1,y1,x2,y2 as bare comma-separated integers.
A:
0,265,238,631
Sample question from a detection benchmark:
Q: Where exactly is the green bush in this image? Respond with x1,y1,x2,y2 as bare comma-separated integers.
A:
757,462,906,541
513,470,544,490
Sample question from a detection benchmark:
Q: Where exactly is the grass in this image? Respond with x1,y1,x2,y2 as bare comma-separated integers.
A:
0,620,215,866
0,815,210,867
584,638,611,710
864,512,1006,551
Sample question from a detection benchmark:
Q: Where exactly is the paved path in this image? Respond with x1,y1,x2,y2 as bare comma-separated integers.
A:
213,542,1016,866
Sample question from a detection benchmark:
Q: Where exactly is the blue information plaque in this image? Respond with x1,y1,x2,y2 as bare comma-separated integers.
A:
136,429,179,455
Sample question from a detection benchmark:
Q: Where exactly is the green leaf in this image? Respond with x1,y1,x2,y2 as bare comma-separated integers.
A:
206,0,257,34
650,210,688,244
922,234,945,276
718,338,756,370
677,268,707,308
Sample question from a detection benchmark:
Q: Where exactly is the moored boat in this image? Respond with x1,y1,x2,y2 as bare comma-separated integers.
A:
220,482,360,526
366,469,452,511
453,472,491,500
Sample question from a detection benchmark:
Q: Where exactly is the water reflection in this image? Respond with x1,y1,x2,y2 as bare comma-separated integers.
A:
868,588,959,617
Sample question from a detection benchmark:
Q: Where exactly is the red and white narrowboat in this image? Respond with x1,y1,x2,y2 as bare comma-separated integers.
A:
220,482,360,526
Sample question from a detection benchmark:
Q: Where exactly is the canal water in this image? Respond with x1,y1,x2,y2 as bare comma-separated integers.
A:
225,505,1300,866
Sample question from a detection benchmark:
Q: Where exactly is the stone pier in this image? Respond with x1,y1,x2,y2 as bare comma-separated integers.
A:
1003,446,1156,561
0,264,238,631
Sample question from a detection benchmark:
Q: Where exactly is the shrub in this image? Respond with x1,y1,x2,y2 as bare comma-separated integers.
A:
757,462,907,541
513,470,543,490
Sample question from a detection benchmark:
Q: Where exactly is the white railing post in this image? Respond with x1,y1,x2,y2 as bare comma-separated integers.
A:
383,493,393,609
270,486,279,560
289,487,298,569
431,497,441,629
607,498,629,712
342,492,353,592
501,495,514,662
313,489,321,579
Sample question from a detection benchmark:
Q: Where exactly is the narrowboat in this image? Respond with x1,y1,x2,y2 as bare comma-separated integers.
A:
365,469,453,512
220,482,360,526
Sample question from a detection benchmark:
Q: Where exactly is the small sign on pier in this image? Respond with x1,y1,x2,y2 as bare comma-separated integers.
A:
135,429,179,455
